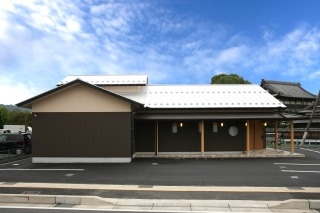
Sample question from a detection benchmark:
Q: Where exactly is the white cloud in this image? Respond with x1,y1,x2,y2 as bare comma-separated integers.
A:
254,25,320,79
1,1,320,104
308,70,320,79
0,77,38,104
216,45,248,65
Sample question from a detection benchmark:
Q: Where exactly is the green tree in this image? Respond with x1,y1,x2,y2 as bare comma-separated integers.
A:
7,109,32,127
0,106,9,128
211,74,251,84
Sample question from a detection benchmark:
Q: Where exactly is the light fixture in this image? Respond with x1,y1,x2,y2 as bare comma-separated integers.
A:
264,122,267,127
179,122,183,127
220,122,224,127
245,122,247,126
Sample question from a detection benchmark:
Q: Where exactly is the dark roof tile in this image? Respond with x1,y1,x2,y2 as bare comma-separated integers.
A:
261,80,316,99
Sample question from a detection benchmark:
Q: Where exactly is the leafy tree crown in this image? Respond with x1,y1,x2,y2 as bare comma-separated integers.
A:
211,74,251,84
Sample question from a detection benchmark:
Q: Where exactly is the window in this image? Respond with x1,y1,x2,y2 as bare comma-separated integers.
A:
172,122,177,133
0,135,7,142
213,122,218,132
228,126,238,136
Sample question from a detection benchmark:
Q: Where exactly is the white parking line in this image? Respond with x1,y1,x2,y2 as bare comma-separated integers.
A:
300,147,320,154
274,163,320,166
0,169,84,171
281,170,320,173
0,157,31,166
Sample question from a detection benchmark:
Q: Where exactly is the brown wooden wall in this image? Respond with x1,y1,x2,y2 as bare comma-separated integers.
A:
32,112,132,157
158,121,201,152
134,120,247,153
204,121,246,151
248,120,264,150
134,120,155,152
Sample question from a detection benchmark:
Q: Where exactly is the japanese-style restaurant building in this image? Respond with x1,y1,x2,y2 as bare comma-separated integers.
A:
17,75,303,163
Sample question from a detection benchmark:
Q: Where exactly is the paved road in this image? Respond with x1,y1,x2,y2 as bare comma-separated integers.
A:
0,147,319,200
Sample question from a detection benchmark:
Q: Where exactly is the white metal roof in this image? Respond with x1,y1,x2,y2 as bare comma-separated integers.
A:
117,84,286,109
57,75,148,86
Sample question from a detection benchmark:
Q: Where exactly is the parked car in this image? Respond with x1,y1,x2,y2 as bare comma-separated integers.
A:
0,133,32,155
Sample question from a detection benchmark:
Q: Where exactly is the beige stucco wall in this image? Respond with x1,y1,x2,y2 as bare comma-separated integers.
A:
32,84,131,112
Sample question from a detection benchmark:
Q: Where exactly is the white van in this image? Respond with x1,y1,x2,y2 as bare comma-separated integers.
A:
0,129,11,134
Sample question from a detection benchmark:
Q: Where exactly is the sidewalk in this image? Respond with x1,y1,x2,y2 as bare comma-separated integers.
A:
0,194,319,212
2,182,320,193
0,183,320,212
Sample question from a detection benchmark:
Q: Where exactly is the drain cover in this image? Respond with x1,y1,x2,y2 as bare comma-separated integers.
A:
287,187,304,190
54,203,75,208
138,185,153,188
2,182,17,185
22,191,40,195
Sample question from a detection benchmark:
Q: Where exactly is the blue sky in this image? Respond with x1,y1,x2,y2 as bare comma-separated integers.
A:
1,0,320,104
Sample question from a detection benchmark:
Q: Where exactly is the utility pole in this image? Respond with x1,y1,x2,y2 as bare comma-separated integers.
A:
300,90,320,147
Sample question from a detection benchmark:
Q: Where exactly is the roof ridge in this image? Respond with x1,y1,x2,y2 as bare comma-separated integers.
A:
262,79,301,86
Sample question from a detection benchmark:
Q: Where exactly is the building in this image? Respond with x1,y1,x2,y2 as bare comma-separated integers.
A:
260,80,317,111
261,80,319,142
18,75,299,163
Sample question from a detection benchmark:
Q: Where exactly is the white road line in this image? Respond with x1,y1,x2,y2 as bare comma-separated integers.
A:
0,169,84,171
0,157,31,166
281,170,320,173
300,147,320,154
274,163,320,166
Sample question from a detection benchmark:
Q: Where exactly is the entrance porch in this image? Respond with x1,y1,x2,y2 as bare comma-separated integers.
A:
133,148,305,158
134,118,300,158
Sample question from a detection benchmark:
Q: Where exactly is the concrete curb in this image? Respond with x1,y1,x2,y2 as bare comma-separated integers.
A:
0,194,319,211
270,199,310,209
0,194,113,206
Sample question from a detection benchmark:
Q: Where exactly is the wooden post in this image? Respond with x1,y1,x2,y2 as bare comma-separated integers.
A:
246,120,250,152
201,120,204,155
300,90,320,147
274,121,278,150
290,120,294,154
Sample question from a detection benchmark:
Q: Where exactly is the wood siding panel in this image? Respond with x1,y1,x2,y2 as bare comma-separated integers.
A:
32,112,131,157
247,120,264,150
204,121,246,151
158,121,200,152
134,120,155,152
249,120,255,150
254,120,264,149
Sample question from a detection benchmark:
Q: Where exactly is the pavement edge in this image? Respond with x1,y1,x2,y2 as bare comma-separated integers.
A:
0,194,319,210
0,194,114,206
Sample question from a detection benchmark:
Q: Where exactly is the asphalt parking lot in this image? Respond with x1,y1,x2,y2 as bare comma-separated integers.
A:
0,147,319,187
0,146,319,200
